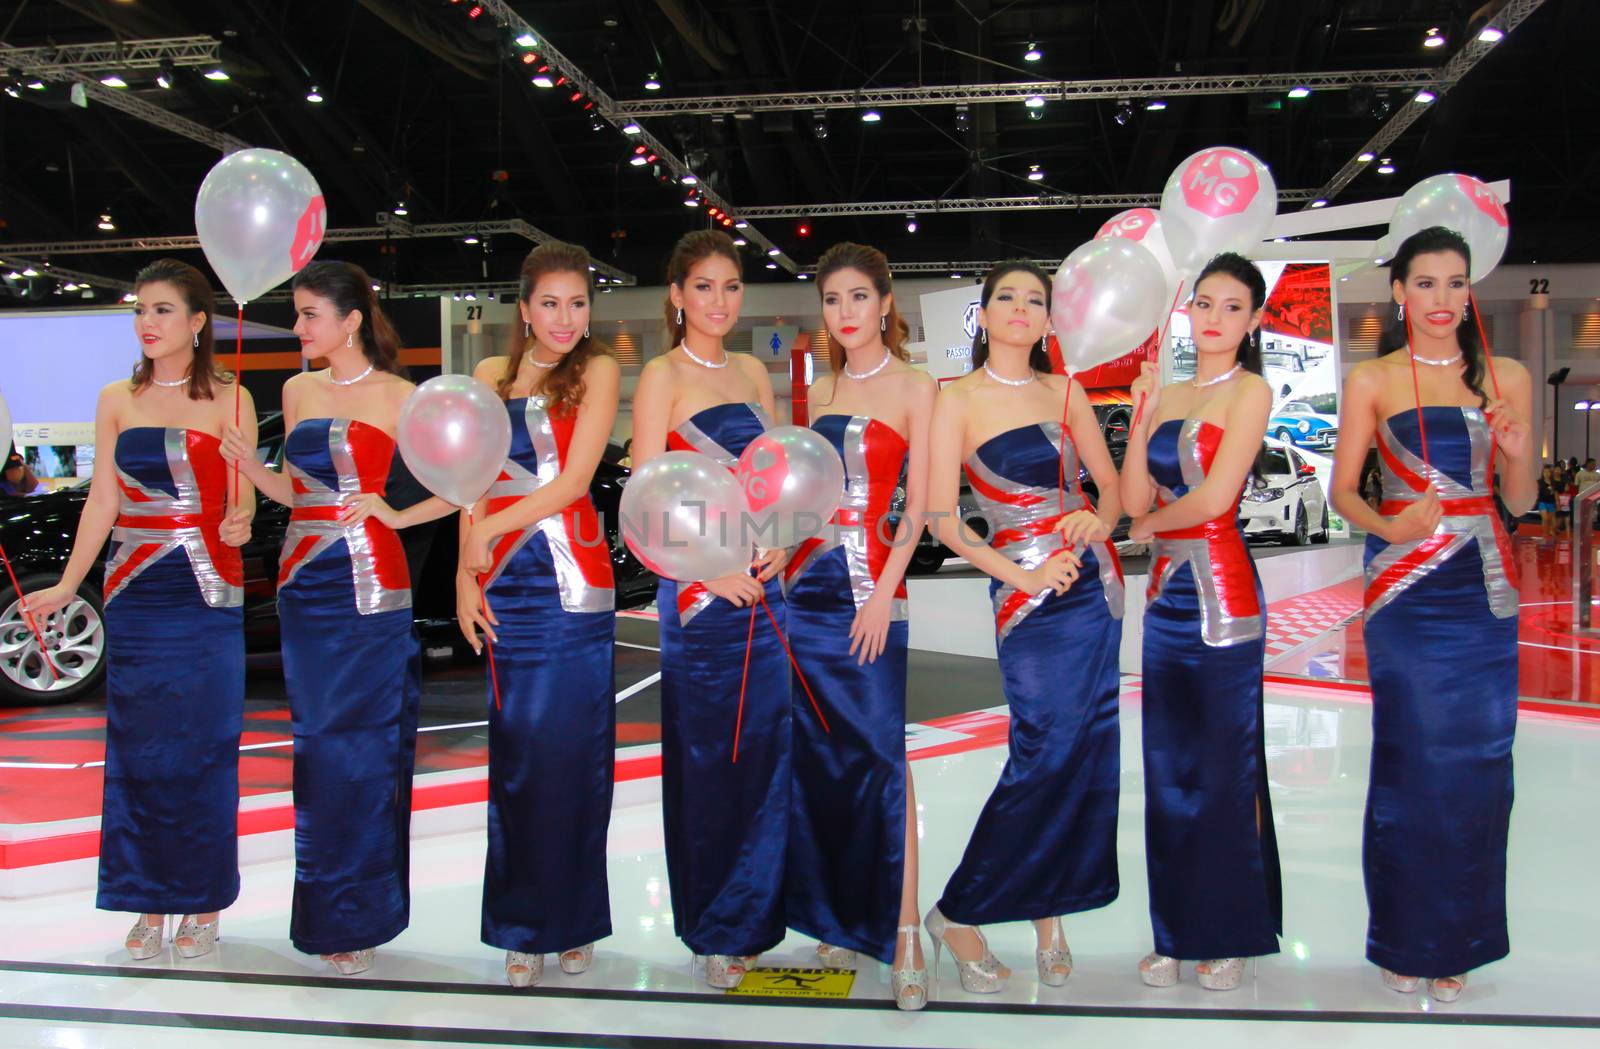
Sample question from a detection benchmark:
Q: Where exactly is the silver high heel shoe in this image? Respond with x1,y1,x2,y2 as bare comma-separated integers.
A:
1036,917,1073,986
125,915,164,961
703,954,755,989
816,943,858,970
173,915,219,960
890,923,928,1011
1428,974,1467,1002
1381,968,1421,994
506,951,543,987
328,948,375,976
1195,957,1244,991
558,943,594,975
923,906,1007,994
1139,951,1179,987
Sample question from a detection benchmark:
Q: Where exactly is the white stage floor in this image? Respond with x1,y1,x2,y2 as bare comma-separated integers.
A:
1,679,1597,1048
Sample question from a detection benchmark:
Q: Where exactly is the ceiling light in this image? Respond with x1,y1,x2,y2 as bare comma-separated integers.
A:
1357,151,1375,162
765,262,778,270
906,214,918,233
1027,164,1044,182
629,154,647,166
463,234,480,245
1114,101,1133,126
452,292,462,301
680,174,698,185
2,86,17,99
861,109,881,123
1578,401,1593,411
767,247,781,256
1287,85,1311,99
1023,43,1042,62
812,111,827,139
62,282,79,292
122,292,137,302
1024,94,1045,109
684,194,699,207
22,267,38,277
954,104,970,132
644,73,661,91
1145,99,1167,111
532,73,554,88
1424,27,1446,48
949,273,962,279
371,283,381,291
515,32,539,47
1311,199,1327,208
393,203,408,216
2,271,18,281
733,237,747,246
97,213,116,231
306,86,323,103
797,273,809,280
622,121,641,135
26,79,45,90
100,74,128,88
464,292,477,301
466,4,484,17
796,221,811,238
1377,160,1396,174
203,67,230,81
1413,89,1436,104
734,219,748,229
1478,26,1505,43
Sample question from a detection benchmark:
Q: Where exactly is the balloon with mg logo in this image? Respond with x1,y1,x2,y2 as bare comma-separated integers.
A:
735,426,845,550
1159,146,1278,280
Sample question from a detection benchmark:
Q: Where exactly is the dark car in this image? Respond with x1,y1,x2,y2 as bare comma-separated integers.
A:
0,414,655,706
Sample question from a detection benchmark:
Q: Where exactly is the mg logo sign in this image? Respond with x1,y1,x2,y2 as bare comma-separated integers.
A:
1180,149,1260,219
962,300,981,339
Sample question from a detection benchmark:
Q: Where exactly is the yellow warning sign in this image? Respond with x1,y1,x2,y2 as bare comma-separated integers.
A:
724,966,858,999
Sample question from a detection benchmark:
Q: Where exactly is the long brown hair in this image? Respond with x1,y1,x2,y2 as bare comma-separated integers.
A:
291,260,406,376
815,242,910,372
663,229,742,348
500,240,612,416
131,258,228,400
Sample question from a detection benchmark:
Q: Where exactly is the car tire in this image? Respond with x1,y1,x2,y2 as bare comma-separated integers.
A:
1275,427,1294,446
1312,502,1331,544
0,573,108,707
1290,505,1309,546
907,545,948,576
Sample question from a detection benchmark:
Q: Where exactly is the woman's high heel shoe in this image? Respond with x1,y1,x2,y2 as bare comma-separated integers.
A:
173,915,218,960
816,943,858,970
506,951,543,988
924,906,1007,994
890,924,928,1012
1036,917,1073,987
1139,951,1179,987
1381,969,1421,994
1195,957,1244,991
704,954,755,989
1428,974,1467,1003
125,915,164,961
328,949,375,976
558,943,594,975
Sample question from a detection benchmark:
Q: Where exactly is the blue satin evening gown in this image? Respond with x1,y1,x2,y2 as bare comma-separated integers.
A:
936,422,1124,925
99,428,244,914
1363,407,1518,978
278,418,422,955
657,402,791,957
1142,418,1281,960
479,396,616,956
783,414,909,964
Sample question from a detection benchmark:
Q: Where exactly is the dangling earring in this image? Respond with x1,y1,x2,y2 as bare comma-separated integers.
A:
880,316,887,332
583,326,590,339
675,307,684,326
346,332,353,348
192,332,199,349
1462,301,1471,322
1397,303,1405,322
524,322,530,338
981,327,988,346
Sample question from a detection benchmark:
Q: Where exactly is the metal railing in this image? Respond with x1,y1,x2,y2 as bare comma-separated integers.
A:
1576,481,1600,633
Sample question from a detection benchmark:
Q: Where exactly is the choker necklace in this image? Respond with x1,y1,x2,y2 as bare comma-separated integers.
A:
330,363,375,386
525,350,559,370
678,341,730,369
1410,352,1463,367
844,350,891,380
983,362,1035,387
1192,364,1241,389
150,374,189,388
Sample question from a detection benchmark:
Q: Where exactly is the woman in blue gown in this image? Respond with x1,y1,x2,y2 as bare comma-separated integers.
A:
30,259,255,961
922,261,1125,995
783,243,936,1009
1329,227,1535,1003
456,241,621,988
1121,253,1280,992
630,230,790,990
225,261,456,976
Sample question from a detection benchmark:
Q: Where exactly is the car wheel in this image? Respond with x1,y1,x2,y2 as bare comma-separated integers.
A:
1275,428,1294,445
1312,502,1331,544
0,574,108,706
1291,505,1309,546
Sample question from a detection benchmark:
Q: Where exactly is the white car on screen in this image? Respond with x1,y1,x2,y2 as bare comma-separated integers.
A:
1240,443,1331,546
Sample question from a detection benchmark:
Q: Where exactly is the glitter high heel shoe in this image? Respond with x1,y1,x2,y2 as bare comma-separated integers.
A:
890,924,928,1012
923,906,1007,994
506,951,543,988
125,915,164,961
702,954,756,989
1381,968,1421,994
328,948,375,976
1139,951,1179,987
1195,957,1244,991
1036,917,1073,986
1428,974,1467,1002
558,944,594,975
173,915,219,960
815,943,858,970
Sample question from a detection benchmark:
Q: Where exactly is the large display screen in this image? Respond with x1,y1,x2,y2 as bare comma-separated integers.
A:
0,310,143,442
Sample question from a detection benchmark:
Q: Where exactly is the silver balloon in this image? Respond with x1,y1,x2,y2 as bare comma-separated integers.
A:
1387,173,1509,282
620,452,752,582
1051,238,1170,374
735,425,845,549
1094,207,1183,311
1159,146,1279,280
194,149,326,303
396,375,511,509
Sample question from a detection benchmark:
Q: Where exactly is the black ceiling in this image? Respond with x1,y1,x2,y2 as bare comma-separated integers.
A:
0,0,1593,306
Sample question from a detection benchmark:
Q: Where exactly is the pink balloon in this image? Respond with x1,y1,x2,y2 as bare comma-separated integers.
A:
396,376,511,508
620,452,752,582
735,426,845,549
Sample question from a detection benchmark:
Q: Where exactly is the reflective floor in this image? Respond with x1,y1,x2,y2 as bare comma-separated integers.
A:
2,678,1597,1048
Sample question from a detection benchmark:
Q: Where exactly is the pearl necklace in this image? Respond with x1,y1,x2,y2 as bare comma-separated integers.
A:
1411,352,1463,367
150,374,189,388
525,350,558,370
983,362,1035,386
843,350,891,381
1192,364,1241,389
330,363,374,386
678,341,729,369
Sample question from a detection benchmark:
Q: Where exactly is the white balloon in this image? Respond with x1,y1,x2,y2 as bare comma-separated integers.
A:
1386,173,1509,282
1160,146,1279,281
1094,208,1182,309
396,375,511,509
620,452,752,582
1051,238,1170,374
195,149,326,303
735,425,845,549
